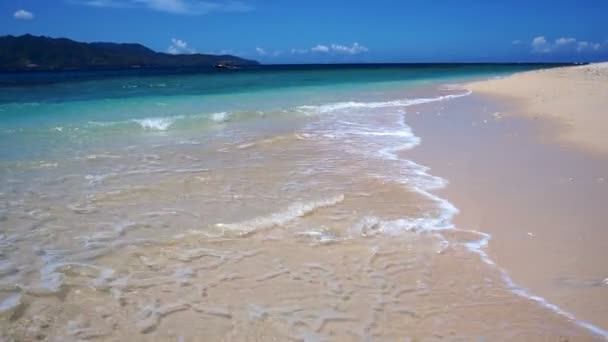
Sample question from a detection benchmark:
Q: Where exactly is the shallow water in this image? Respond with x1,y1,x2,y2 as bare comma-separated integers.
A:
0,64,601,340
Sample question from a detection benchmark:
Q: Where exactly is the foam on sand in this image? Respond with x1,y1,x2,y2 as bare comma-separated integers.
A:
458,227,608,339
215,194,345,236
299,87,608,339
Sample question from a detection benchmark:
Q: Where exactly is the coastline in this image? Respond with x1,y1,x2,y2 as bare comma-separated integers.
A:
467,62,608,154
1,64,606,340
404,63,608,337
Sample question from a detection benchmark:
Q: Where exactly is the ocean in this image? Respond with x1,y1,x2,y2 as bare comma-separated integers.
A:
4,63,595,340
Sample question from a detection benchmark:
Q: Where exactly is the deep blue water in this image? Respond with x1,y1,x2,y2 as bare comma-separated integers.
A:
0,63,564,103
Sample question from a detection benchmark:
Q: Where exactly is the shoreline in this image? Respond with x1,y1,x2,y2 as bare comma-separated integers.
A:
2,65,606,340
404,65,608,338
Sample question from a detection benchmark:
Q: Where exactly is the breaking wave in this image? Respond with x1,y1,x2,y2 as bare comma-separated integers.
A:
296,90,472,114
133,117,180,131
210,111,230,123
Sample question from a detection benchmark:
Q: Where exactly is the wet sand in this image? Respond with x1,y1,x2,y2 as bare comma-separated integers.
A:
405,78,608,337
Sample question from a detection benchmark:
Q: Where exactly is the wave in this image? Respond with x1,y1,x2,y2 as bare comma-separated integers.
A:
210,111,230,123
296,90,472,114
7,91,472,138
87,112,232,132
215,194,345,236
289,90,467,243
133,117,180,131
88,91,470,136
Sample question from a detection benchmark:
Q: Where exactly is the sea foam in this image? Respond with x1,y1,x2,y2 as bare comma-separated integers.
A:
308,91,608,338
215,194,345,236
297,91,472,115
133,117,178,131
210,111,230,123
89,111,233,132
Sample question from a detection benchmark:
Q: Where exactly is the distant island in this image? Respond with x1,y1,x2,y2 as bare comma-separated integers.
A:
0,34,259,72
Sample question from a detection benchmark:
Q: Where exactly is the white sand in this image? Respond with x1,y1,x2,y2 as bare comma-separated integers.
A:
468,62,608,153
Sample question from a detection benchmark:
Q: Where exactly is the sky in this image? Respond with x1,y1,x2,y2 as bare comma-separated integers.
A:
2,0,608,63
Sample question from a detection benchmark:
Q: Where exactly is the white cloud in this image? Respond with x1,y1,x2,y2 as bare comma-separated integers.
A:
531,36,550,53
255,47,266,55
14,9,34,20
330,42,368,55
555,37,576,46
290,48,308,55
577,41,601,52
255,47,281,57
167,38,195,54
311,44,330,53
71,0,253,15
287,43,371,56
531,36,606,54
79,0,126,7
305,42,369,55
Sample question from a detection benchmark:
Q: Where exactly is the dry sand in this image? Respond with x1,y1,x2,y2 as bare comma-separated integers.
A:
467,62,608,154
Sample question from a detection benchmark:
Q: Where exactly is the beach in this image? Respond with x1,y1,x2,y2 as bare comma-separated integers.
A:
470,63,608,331
407,62,608,336
468,63,608,154
0,64,607,340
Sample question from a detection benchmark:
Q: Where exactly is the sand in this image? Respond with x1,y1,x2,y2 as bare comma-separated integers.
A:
5,121,599,341
467,62,608,154
403,66,608,337
3,66,608,340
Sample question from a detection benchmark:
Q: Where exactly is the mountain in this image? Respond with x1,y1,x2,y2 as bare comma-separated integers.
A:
0,34,259,71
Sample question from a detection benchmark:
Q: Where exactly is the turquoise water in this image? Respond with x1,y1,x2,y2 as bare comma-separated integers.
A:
0,64,554,160
4,63,605,340
0,64,552,103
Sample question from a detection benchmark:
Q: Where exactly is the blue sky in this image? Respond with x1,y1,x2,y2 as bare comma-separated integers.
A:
2,0,608,63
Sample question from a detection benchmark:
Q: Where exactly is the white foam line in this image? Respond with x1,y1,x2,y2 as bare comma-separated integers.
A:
297,90,472,114
458,229,608,339
133,116,180,131
414,174,608,338
215,194,345,236
87,111,234,132
328,92,465,235
348,89,608,339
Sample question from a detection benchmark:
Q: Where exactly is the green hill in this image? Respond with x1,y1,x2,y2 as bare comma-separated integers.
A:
0,34,259,71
